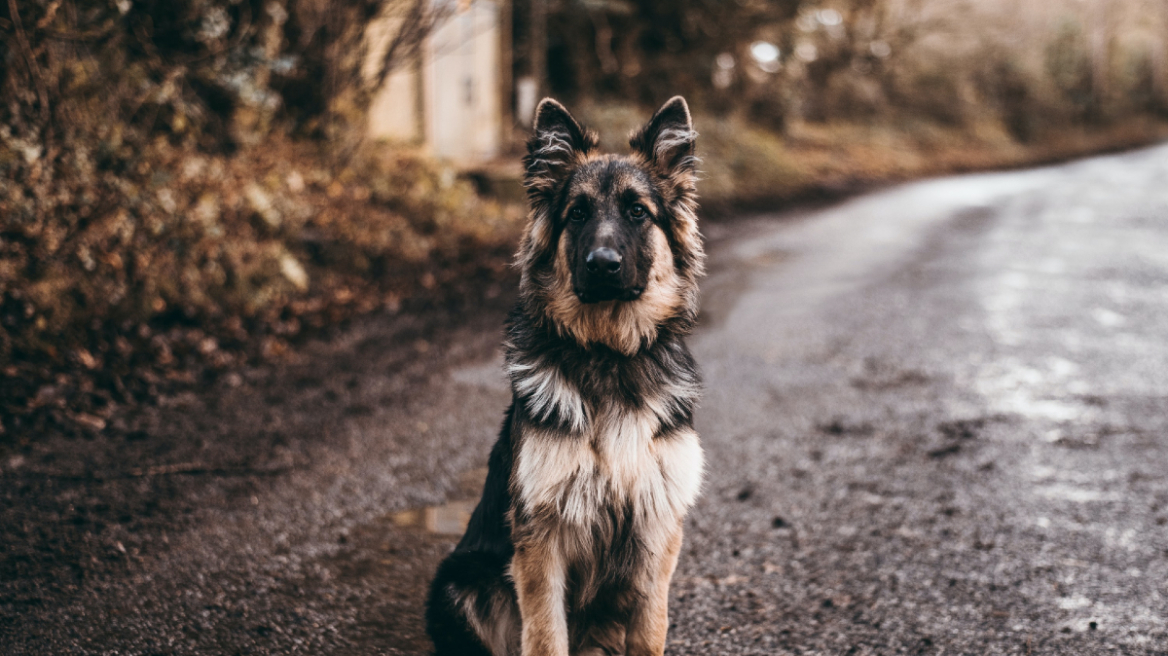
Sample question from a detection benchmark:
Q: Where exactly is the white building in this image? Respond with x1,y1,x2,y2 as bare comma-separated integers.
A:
364,0,510,166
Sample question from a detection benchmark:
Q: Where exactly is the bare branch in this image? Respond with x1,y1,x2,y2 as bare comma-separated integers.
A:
7,0,52,130
371,0,452,90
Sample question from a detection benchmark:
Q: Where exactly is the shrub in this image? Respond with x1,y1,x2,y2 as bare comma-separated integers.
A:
1046,19,1097,121
0,0,510,437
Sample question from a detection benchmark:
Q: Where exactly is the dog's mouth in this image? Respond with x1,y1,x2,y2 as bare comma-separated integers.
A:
575,285,644,304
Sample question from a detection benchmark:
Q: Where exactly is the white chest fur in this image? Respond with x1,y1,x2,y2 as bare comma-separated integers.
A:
514,404,704,532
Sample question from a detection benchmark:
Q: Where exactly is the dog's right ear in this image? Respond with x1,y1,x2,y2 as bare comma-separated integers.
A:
524,99,597,199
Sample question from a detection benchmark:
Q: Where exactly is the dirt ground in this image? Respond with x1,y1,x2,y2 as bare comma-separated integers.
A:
4,144,1168,655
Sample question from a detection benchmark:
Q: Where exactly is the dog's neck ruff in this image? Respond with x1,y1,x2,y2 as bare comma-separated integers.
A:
504,320,701,437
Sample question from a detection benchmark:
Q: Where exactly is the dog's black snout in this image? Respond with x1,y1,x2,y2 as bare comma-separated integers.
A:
586,248,622,275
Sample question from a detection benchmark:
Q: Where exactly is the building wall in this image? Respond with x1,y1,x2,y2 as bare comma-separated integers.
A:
364,7,422,143
424,0,502,164
367,66,421,143
365,0,503,164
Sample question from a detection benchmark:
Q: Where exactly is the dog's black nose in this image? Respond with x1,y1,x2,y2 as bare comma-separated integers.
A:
586,248,622,275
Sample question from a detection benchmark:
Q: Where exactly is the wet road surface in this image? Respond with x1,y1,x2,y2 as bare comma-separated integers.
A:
4,144,1168,654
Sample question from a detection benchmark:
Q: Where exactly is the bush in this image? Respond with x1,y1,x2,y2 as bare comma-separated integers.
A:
1045,19,1097,121
0,131,522,437
0,0,507,436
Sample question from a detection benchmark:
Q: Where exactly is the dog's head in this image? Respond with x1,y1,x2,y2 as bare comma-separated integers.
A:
517,97,704,355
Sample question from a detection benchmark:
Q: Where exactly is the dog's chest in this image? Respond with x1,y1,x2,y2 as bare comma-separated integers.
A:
514,403,703,530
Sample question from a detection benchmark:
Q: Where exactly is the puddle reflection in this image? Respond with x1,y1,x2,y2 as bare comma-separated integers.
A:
391,499,477,535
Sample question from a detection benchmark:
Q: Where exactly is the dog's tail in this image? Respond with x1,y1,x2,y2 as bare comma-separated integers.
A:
426,550,519,656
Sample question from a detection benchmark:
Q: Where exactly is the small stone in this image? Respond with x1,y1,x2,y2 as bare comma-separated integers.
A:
383,293,402,313
279,254,309,291
73,413,107,431
286,170,305,193
194,193,220,224
75,349,99,370
245,183,282,228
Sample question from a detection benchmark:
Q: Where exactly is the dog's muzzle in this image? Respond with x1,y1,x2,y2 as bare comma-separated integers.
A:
576,248,643,303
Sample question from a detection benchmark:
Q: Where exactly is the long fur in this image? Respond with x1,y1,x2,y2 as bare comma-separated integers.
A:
426,96,705,656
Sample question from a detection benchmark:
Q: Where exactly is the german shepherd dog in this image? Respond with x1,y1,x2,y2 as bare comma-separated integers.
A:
426,96,705,656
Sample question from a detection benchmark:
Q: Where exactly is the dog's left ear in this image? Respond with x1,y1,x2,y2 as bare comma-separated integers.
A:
632,97,703,279
630,96,697,178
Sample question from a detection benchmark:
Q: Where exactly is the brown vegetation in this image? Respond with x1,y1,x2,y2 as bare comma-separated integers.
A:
0,131,521,438
583,104,1168,214
2,0,1167,438
544,0,1168,208
0,0,514,438
540,0,1168,131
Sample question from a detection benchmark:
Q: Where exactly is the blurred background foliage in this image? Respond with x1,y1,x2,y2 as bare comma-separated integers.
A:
529,0,1168,206
0,0,517,435
1,0,1167,436
534,0,1168,131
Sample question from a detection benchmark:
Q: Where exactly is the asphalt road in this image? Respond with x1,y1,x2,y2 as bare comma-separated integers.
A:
4,144,1168,655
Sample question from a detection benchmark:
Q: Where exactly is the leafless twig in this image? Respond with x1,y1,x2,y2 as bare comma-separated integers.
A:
126,462,294,477
7,0,52,130
372,0,452,89
28,462,295,480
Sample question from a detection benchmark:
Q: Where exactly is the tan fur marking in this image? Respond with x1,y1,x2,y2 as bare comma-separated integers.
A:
626,522,684,656
561,163,657,213
510,540,570,656
543,224,683,355
577,623,628,656
638,196,661,217
670,197,703,273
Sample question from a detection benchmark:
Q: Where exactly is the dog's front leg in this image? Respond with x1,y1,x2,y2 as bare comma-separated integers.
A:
511,538,570,656
625,521,684,656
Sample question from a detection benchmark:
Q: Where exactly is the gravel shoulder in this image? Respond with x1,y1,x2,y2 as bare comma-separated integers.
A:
4,144,1168,655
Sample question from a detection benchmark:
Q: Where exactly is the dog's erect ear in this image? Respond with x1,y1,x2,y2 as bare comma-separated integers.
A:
524,99,597,198
630,96,697,176
532,98,586,148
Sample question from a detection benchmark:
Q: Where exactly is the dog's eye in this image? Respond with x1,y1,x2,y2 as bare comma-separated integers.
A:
569,207,586,222
629,204,647,219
